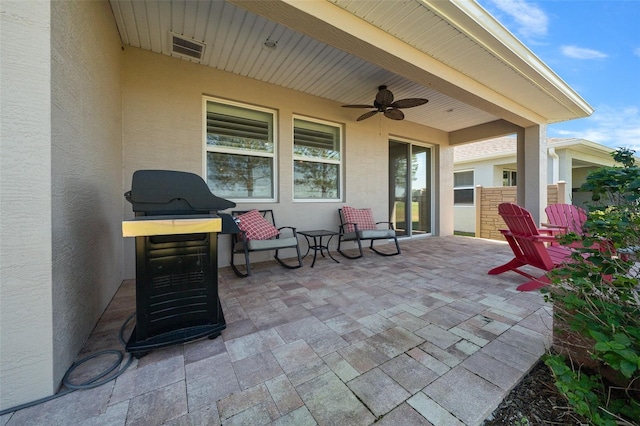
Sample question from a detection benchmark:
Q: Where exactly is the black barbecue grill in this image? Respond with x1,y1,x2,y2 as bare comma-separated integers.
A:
123,169,237,357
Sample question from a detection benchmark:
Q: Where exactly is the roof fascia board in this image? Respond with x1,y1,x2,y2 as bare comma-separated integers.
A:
550,138,614,154
426,0,593,119
229,0,546,127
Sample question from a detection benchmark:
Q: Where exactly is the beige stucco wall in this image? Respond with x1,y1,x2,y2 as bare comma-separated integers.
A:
564,147,615,206
0,0,123,411
453,157,515,233
51,0,124,390
122,47,449,277
0,0,54,410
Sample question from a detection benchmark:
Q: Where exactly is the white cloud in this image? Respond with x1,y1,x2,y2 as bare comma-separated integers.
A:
488,0,548,39
552,106,640,152
634,47,640,57
561,45,608,60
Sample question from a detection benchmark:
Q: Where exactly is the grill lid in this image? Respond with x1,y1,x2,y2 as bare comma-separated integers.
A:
125,170,236,214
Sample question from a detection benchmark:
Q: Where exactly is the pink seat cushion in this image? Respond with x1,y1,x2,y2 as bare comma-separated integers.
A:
342,206,376,233
237,210,280,240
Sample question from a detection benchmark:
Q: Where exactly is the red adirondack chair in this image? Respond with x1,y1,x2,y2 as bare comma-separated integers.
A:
488,203,575,291
543,203,614,252
543,203,588,235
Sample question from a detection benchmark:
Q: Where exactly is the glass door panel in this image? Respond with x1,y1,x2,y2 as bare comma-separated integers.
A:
389,140,432,237
389,141,409,236
411,145,431,234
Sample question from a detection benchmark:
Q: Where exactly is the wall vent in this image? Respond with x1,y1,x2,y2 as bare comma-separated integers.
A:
170,32,206,62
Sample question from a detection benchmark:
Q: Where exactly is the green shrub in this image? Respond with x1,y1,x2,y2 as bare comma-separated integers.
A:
543,147,640,425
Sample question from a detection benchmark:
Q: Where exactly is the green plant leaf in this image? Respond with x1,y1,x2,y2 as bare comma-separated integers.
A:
608,341,626,350
589,330,609,342
619,359,636,378
613,348,638,363
612,333,631,346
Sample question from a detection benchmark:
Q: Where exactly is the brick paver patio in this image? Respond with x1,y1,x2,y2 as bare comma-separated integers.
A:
1,236,553,426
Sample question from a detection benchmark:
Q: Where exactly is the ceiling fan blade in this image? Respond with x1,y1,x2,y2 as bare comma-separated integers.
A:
342,104,375,108
384,108,404,120
375,88,394,107
357,110,380,121
391,98,429,109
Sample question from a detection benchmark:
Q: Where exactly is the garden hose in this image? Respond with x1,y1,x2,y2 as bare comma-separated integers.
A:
0,312,136,416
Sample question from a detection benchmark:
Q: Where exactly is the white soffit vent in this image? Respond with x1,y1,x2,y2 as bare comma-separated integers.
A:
169,32,206,62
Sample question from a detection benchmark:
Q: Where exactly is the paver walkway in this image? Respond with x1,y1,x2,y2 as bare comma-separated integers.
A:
1,236,553,426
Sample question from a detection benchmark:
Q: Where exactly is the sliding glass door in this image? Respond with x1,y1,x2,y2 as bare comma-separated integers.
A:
389,140,432,237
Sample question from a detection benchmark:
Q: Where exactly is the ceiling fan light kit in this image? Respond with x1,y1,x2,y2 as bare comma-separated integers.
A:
342,85,428,121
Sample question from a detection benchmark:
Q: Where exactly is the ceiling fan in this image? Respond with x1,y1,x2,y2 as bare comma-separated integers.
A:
342,85,428,121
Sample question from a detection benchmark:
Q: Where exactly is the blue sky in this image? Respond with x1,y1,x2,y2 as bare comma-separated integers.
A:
476,0,640,151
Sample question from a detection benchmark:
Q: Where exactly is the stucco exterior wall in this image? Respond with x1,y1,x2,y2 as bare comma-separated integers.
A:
122,47,448,277
453,157,515,233
454,206,475,234
50,0,124,390
0,0,54,411
565,147,615,206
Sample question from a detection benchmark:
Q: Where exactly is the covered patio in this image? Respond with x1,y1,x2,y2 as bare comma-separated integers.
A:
2,237,552,426
3,0,594,414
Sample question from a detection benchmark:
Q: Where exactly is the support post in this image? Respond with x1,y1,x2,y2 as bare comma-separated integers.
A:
475,185,482,237
516,125,547,224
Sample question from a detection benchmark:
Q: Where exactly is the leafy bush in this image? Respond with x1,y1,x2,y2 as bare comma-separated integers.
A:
543,147,640,425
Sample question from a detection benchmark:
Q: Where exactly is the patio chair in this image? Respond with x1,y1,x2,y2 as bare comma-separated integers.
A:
337,206,401,259
229,209,302,277
543,203,587,235
488,202,575,291
543,203,614,252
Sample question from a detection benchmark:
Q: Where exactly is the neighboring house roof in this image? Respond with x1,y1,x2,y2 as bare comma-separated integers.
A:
453,136,517,163
453,137,615,165
109,0,592,136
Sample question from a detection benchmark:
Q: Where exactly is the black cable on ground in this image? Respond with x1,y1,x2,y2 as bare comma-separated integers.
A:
0,312,136,417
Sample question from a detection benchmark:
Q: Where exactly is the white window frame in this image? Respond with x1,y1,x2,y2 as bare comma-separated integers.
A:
203,96,277,202
292,115,343,202
454,170,475,206
503,169,517,186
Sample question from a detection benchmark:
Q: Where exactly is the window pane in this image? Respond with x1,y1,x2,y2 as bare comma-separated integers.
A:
293,119,340,160
454,188,474,205
206,101,273,153
294,161,339,199
503,170,516,186
454,171,473,187
207,152,273,198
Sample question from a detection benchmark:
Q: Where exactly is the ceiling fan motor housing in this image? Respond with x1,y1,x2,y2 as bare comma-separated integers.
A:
342,85,428,121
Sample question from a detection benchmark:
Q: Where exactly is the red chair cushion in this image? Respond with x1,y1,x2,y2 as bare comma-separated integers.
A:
342,206,376,233
237,210,279,240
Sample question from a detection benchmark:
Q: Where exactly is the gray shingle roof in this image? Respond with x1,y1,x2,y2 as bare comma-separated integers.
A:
453,137,577,162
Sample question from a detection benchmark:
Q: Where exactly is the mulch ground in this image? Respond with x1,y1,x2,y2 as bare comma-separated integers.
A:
483,359,589,425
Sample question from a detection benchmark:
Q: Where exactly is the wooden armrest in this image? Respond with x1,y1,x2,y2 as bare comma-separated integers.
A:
530,234,559,243
541,222,568,229
499,229,557,244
